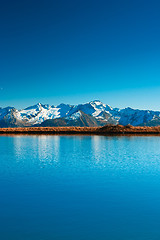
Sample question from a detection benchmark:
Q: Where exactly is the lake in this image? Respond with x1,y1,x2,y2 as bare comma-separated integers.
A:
1,135,160,240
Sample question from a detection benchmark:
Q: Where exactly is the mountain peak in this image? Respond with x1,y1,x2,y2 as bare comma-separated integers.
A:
89,100,103,105
25,103,40,110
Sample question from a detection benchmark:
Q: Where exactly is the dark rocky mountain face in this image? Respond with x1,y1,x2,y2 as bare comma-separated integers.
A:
39,111,107,127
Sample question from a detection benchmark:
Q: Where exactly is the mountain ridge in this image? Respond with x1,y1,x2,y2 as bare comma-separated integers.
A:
1,100,160,127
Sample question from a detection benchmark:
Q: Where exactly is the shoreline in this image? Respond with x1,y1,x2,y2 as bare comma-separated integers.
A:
1,125,160,135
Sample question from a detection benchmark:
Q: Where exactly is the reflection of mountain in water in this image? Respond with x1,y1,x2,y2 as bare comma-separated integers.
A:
14,136,60,165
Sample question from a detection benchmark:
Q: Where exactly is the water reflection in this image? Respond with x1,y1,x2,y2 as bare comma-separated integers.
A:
91,136,102,163
12,135,160,175
13,136,34,162
13,135,60,165
3,135,160,240
38,136,52,164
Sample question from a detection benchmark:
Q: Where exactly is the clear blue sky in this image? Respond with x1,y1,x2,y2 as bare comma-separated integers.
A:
0,0,160,110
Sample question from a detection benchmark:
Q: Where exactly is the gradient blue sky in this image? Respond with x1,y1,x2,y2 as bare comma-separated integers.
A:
0,0,160,110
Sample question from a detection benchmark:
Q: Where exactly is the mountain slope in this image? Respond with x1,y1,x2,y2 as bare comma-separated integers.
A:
39,110,104,127
0,108,30,127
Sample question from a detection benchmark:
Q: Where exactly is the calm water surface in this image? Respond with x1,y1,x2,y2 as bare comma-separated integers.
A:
1,135,160,240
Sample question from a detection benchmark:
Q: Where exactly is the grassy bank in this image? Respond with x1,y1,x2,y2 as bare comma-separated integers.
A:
1,125,160,135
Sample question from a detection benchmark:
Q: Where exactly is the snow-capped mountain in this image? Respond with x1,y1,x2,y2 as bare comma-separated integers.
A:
40,110,105,127
1,100,160,127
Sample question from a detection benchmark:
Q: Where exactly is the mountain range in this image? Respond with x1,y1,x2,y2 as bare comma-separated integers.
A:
1,100,160,128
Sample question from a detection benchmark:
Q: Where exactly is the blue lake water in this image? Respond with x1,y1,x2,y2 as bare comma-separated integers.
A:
1,135,160,239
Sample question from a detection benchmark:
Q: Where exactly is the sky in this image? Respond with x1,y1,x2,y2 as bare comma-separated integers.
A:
0,0,160,110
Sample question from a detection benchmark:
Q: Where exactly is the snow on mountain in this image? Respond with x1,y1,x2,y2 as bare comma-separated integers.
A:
117,108,160,126
66,100,113,120
65,110,82,120
56,103,74,118
1,100,160,127
0,107,15,120
15,103,74,124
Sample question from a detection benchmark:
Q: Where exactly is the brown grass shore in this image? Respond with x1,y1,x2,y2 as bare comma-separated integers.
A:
1,125,160,135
